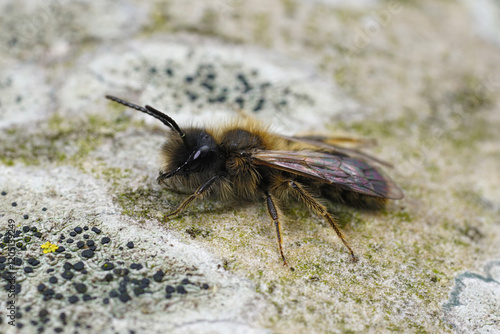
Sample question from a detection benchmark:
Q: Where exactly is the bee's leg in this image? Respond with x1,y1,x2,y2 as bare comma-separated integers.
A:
264,191,288,266
166,176,218,218
285,180,357,262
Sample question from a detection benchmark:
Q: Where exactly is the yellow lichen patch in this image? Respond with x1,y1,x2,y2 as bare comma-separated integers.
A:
41,242,59,254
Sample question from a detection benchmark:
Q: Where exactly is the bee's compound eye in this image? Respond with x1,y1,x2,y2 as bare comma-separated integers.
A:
193,145,210,160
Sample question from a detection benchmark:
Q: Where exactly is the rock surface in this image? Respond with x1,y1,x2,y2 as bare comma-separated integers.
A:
1,0,499,333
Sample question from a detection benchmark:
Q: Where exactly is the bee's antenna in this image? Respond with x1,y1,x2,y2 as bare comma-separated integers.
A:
105,95,186,142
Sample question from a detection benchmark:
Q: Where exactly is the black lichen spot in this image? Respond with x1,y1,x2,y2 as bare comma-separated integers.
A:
73,261,84,271
104,274,114,282
153,270,165,282
83,234,89,239
82,294,92,301
75,283,87,294
176,285,187,294
118,284,127,294
253,98,265,112
165,285,175,294
24,236,31,243
86,240,95,247
131,263,143,270
43,289,54,297
69,232,77,237
74,227,83,234
133,287,145,296
119,293,131,303
61,271,74,280
27,258,40,266
101,237,110,244
181,278,190,285
140,278,150,288
66,238,74,244
63,262,73,270
42,207,47,212
38,309,49,318
126,241,134,249
101,262,115,271
55,246,65,253
22,226,30,233
54,293,63,300
12,202,17,207
237,73,252,93
91,227,101,234
1,191,6,195
24,267,33,274
235,96,244,108
37,283,47,292
186,90,198,101
64,254,72,259
83,226,89,231
113,268,129,277
76,241,85,249
34,232,42,238
68,295,78,304
81,250,94,259
49,276,58,284
30,227,37,232
202,283,209,290
109,290,118,298
103,298,109,304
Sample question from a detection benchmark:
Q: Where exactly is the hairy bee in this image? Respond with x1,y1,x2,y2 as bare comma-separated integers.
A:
105,95,403,265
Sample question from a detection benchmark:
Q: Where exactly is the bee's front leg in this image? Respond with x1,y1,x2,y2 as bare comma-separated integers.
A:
165,175,219,218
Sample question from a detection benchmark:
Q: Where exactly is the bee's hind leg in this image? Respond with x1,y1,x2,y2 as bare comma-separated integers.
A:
276,179,357,262
264,191,288,266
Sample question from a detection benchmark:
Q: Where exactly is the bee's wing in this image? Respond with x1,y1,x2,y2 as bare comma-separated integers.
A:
280,135,393,168
253,150,404,199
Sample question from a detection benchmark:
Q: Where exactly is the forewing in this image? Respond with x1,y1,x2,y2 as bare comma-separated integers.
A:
253,150,403,199
280,134,392,168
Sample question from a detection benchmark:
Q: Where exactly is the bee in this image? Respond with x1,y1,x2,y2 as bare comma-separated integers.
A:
105,95,403,265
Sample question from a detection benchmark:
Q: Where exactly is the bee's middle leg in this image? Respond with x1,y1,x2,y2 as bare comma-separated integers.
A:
264,191,288,266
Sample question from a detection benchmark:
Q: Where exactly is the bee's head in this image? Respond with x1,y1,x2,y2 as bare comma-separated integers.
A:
105,95,221,182
159,128,221,181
